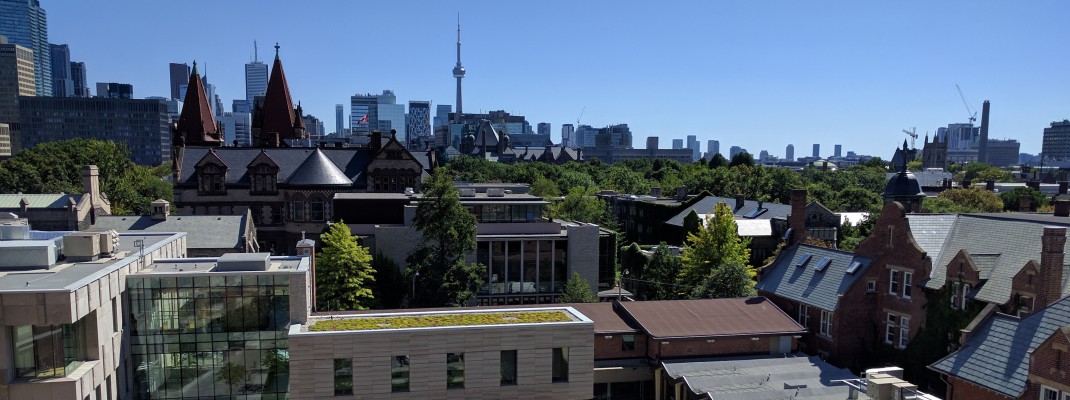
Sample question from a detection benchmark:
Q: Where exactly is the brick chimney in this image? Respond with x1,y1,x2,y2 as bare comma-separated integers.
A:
370,130,383,151
1057,200,1070,218
1039,227,1067,308
296,233,317,311
985,180,995,191
790,189,807,244
675,186,688,201
1060,181,1068,195
734,194,745,212
1019,195,1033,212
82,165,101,208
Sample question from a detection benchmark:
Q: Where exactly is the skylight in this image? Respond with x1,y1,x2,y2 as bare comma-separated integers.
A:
743,207,767,219
846,261,862,274
814,257,832,272
796,254,812,268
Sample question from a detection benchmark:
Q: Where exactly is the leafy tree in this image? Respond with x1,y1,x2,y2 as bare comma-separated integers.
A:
729,152,755,168
370,254,406,309
407,169,484,307
689,261,757,299
548,186,606,224
560,272,598,303
956,162,1010,183
906,160,923,172
677,202,753,294
530,176,560,198
861,157,887,169
316,221,375,311
999,187,1047,211
708,153,728,169
837,186,884,212
620,243,648,285
934,187,1003,213
643,244,682,300
261,350,289,375
682,210,702,238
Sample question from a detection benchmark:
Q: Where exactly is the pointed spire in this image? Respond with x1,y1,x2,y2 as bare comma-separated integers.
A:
174,58,220,146
256,42,297,145
274,42,280,61
191,60,198,76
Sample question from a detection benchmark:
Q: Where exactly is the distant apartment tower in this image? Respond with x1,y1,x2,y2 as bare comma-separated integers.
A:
687,134,700,161
1042,120,1070,161
672,139,684,149
595,124,632,149
833,144,842,158
759,150,769,162
561,123,575,147
730,146,742,158
785,144,795,161
48,43,72,97
646,136,659,149
245,59,268,104
70,61,88,97
812,144,820,158
220,111,251,146
708,140,719,155
96,82,132,99
407,100,431,149
17,96,171,164
0,39,35,153
537,122,550,135
334,104,343,133
350,92,378,133
167,62,188,100
302,114,323,141
0,0,51,96
434,104,451,129
376,91,406,143
575,124,599,148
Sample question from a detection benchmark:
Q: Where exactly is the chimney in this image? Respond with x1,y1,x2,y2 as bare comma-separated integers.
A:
295,233,317,311
650,187,661,198
1056,200,1070,217
1027,180,1041,191
675,186,688,201
790,189,808,244
734,194,745,211
1019,195,1033,212
150,199,170,221
985,180,995,191
962,179,972,189
1060,181,1068,195
370,130,383,151
82,165,101,210
1040,226,1066,308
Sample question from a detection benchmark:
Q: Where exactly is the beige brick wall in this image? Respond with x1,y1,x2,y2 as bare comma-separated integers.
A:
289,315,594,399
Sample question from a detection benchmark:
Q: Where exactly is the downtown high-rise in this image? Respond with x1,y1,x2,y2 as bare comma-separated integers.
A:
168,63,188,100
0,0,51,96
48,43,71,96
70,61,88,97
245,59,268,104
407,100,431,149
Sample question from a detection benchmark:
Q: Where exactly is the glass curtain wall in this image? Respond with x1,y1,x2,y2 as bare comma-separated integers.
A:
477,239,568,305
127,274,292,399
12,318,89,378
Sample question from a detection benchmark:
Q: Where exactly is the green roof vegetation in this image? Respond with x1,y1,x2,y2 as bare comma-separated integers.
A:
310,310,573,331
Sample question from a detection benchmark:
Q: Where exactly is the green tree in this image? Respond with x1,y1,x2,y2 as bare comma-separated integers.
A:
548,186,607,224
682,210,702,238
689,261,757,299
999,187,1047,211
934,187,1003,213
729,152,755,168
261,350,289,375
906,160,923,172
560,272,598,303
316,221,375,311
677,202,753,294
643,244,682,300
708,153,728,169
530,176,560,198
620,243,648,286
861,157,887,169
407,169,484,307
837,186,884,212
370,254,406,309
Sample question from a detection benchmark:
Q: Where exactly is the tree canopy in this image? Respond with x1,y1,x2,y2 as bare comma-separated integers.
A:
560,272,598,303
315,221,375,311
931,187,1003,213
677,202,753,295
642,244,682,300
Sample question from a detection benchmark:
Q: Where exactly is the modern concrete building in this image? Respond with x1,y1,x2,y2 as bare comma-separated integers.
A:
560,123,575,148
94,82,132,99
785,144,794,161
812,143,820,158
686,134,699,161
1043,120,1070,161
17,96,171,165
220,111,252,146
671,139,683,149
48,43,71,97
167,63,188,101
537,122,550,136
0,0,50,96
334,103,343,134
0,37,34,153
70,61,88,97
406,100,430,150
834,144,842,158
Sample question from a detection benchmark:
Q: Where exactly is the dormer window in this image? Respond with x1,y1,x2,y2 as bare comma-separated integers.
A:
199,165,226,194
251,164,278,194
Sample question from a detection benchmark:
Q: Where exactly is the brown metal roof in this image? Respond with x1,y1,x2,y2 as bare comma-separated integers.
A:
617,297,804,339
566,302,637,334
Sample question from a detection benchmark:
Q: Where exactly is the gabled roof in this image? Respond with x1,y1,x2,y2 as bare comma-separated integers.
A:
755,244,872,312
258,46,297,140
665,195,792,227
472,120,500,149
178,147,371,187
286,148,352,186
616,297,805,339
905,213,956,263
174,62,219,145
93,214,248,250
922,213,1070,304
566,302,637,334
0,194,83,209
930,296,1070,397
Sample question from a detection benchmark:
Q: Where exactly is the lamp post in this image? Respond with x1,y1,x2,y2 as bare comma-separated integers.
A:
617,269,629,302
412,271,420,307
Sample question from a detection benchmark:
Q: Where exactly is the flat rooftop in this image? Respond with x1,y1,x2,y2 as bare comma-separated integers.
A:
663,355,857,400
0,232,181,293
135,255,307,275
302,307,589,333
334,192,545,202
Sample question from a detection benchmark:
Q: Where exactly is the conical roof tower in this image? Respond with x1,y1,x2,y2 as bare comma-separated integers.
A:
174,61,221,146
255,43,298,146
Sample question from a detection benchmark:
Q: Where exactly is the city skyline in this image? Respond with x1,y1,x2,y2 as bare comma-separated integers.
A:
44,0,1070,157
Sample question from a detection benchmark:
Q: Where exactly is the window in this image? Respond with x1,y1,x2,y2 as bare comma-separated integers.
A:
889,270,900,295
292,201,305,221
885,314,897,344
622,334,636,351
447,353,464,389
111,298,120,332
813,257,832,272
950,282,960,309
12,319,89,378
1042,386,1060,400
334,358,353,396
1019,295,1034,316
846,261,862,274
903,271,913,299
819,310,833,338
898,317,910,349
867,280,877,292
797,304,810,327
500,350,517,386
552,347,569,383
310,199,325,221
391,355,409,392
963,283,972,309
796,254,812,268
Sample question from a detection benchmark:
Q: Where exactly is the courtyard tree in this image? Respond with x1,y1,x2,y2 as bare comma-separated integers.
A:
677,202,752,295
560,272,598,303
316,221,376,311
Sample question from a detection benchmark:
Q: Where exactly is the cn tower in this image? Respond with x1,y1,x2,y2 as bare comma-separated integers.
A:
452,15,465,123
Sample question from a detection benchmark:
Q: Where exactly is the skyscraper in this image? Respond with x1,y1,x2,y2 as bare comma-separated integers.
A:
0,38,35,153
434,104,451,129
377,91,405,143
561,123,575,147
537,122,550,135
812,144,820,158
407,100,431,149
834,144,842,158
335,104,343,134
0,0,51,96
220,111,251,146
707,140,719,158
672,139,683,149
785,144,794,161
686,135,700,161
452,17,465,123
96,82,132,99
48,43,71,97
70,61,88,97
350,92,379,134
245,60,268,105
1042,120,1070,161
168,63,188,100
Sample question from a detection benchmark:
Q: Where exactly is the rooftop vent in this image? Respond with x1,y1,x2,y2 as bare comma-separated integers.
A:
215,253,271,272
460,188,477,197
795,254,812,268
63,232,101,262
846,260,862,274
404,187,415,196
813,257,832,272
487,188,506,197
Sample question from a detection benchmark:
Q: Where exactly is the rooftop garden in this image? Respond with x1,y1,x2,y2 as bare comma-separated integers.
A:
310,310,573,331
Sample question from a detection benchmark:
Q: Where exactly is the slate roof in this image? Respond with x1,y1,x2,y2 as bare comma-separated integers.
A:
665,195,792,227
755,244,872,312
178,147,373,187
905,213,956,263
616,297,805,339
921,214,1070,305
93,214,248,250
0,194,82,209
662,354,856,400
930,296,1070,397
286,148,352,186
174,62,219,144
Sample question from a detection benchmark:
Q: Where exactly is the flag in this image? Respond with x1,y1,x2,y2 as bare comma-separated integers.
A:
357,114,369,124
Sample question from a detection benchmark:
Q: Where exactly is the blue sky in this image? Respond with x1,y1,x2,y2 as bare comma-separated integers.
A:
48,0,1069,158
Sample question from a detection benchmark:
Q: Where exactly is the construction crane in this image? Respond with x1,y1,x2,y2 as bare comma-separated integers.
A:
576,106,586,126
955,84,977,124
902,127,918,148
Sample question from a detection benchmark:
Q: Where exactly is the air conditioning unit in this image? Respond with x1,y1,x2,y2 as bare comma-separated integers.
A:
63,233,101,262
487,188,505,197
460,188,477,197
98,230,119,256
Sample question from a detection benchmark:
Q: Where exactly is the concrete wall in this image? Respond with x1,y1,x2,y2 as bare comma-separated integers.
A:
567,224,600,295
289,314,594,399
